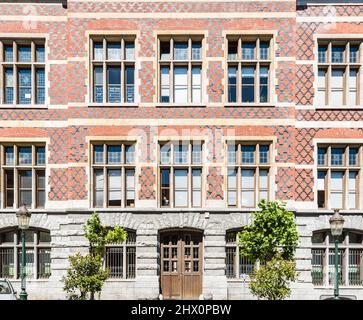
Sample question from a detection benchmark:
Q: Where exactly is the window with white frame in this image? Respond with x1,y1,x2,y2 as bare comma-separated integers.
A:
158,36,203,104
90,36,135,104
317,40,362,107
159,141,203,208
0,228,51,279
105,229,136,279
91,142,136,208
0,144,46,209
317,145,362,210
226,142,272,208
225,230,266,279
227,35,272,104
0,39,45,105
311,230,363,286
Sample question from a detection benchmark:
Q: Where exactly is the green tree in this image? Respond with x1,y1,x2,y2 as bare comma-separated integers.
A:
249,254,298,300
63,212,127,300
238,200,299,300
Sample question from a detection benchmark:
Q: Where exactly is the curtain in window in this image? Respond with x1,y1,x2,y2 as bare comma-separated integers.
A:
174,169,188,207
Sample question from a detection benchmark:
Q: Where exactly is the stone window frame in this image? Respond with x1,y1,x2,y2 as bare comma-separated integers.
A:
314,35,363,109
157,139,205,209
223,31,276,107
156,32,206,106
0,36,48,108
105,229,136,280
0,142,47,210
224,139,274,209
89,141,137,209
311,229,363,287
87,31,139,106
0,228,51,280
316,143,363,211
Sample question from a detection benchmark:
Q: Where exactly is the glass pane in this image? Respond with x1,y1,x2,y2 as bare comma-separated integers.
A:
331,148,344,166
36,46,45,63
126,169,135,206
331,45,345,63
349,69,358,106
160,41,170,60
259,67,269,102
107,67,121,102
38,248,51,279
174,169,188,207
4,68,14,104
36,147,45,165
192,42,202,60
93,42,103,60
37,170,45,189
160,144,171,164
108,169,121,206
259,145,269,163
94,145,104,164
192,67,201,103
331,69,344,106
260,41,269,60
174,143,188,164
125,66,135,103
125,144,135,164
318,147,327,166
242,145,255,164
227,144,236,164
350,45,359,63
93,67,103,103
20,191,32,207
242,66,255,103
318,45,327,63
125,42,135,60
192,143,202,164
94,169,104,207
5,147,14,165
174,67,188,103
228,169,237,206
0,248,15,278
36,68,45,104
174,42,188,60
4,45,13,62
241,169,255,207
18,69,32,104
192,169,201,207
107,42,121,60
39,231,51,243
160,67,170,103
19,147,32,165
18,45,31,62
228,66,237,103
242,42,256,60
107,145,121,164
349,148,358,166
19,170,32,188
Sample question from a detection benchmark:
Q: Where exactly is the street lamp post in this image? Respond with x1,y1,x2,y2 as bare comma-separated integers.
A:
329,209,345,300
16,204,31,301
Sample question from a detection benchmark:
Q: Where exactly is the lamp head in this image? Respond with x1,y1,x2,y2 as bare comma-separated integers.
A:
16,204,31,230
329,209,344,237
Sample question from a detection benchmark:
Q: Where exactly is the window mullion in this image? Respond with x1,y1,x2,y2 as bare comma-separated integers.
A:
14,145,18,209
103,38,107,104
188,38,192,104
31,41,35,105
123,244,127,279
170,38,174,103
34,232,38,279
0,41,3,104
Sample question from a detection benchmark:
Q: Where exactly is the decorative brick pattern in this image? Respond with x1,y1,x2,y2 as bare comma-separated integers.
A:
139,167,156,200
208,61,223,103
49,168,68,201
207,167,224,200
295,169,314,202
296,64,314,105
68,167,87,200
276,167,294,201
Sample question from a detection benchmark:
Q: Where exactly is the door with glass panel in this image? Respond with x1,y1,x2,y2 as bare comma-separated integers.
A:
160,231,203,299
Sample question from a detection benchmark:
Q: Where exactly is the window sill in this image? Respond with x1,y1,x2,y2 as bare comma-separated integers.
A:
224,103,276,108
313,286,363,289
315,105,363,110
88,103,138,108
0,104,48,109
156,103,206,108
105,278,136,282
227,278,251,283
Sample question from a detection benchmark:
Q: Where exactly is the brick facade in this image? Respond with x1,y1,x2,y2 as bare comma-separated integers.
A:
0,0,362,300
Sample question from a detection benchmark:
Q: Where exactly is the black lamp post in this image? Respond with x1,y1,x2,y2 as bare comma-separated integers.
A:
329,209,344,300
16,204,31,301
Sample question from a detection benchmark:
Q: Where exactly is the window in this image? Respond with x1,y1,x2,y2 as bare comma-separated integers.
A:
226,230,264,279
227,36,272,103
311,230,363,286
159,141,203,208
317,145,362,210
0,144,46,209
227,142,271,207
90,36,135,104
0,39,46,105
105,230,136,279
0,229,51,279
91,143,136,208
317,40,362,107
158,36,203,104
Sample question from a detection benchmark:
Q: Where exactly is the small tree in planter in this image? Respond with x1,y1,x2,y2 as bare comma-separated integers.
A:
63,212,127,300
239,200,299,300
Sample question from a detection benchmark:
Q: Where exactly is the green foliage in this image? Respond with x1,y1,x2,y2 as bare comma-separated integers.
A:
63,212,127,300
63,253,109,300
83,212,128,256
249,254,298,300
238,200,299,263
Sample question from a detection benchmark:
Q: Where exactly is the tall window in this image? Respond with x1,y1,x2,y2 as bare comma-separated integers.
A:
311,230,363,286
317,145,362,210
0,40,46,105
226,142,271,207
159,141,203,208
0,228,51,279
226,230,254,279
90,36,135,104
317,40,362,107
158,36,203,104
105,230,136,279
91,142,136,208
0,144,46,209
227,36,272,103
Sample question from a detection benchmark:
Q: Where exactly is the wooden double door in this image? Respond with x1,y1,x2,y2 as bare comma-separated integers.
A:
160,231,203,300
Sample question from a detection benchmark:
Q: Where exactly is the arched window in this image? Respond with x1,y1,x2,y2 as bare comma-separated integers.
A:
225,230,255,279
311,230,363,286
105,230,136,279
0,228,51,279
